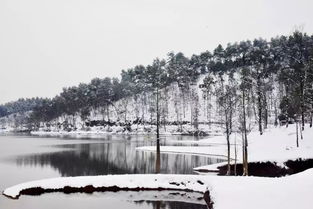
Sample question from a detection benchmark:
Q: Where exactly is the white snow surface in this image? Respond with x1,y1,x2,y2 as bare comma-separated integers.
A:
3,174,209,199
3,169,313,209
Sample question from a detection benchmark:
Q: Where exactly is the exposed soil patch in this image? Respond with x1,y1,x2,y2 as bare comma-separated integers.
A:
18,185,195,197
218,162,289,177
216,158,313,177
285,159,313,174
203,191,214,209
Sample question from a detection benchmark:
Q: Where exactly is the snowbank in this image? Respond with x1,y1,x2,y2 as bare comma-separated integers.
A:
3,174,209,199
137,145,228,159
3,169,313,209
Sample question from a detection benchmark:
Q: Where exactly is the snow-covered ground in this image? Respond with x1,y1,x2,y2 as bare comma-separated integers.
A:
137,125,313,171
3,168,313,209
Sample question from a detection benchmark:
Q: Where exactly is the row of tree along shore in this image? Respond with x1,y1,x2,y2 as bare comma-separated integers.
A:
1,31,312,130
1,32,313,175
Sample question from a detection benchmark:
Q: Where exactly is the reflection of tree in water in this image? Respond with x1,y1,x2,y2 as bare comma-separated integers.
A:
16,151,129,176
135,201,207,209
15,141,223,176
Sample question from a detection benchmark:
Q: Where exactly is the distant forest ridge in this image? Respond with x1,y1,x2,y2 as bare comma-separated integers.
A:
1,31,313,131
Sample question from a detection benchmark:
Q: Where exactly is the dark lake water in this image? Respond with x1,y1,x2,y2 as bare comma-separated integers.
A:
0,134,222,209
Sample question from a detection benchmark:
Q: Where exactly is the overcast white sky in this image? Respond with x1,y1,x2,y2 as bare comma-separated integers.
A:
1,0,313,104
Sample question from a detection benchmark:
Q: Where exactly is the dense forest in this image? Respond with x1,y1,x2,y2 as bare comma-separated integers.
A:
1,31,313,138
0,98,45,118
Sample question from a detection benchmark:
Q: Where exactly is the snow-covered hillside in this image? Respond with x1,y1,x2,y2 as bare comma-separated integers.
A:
0,74,219,135
2,71,282,138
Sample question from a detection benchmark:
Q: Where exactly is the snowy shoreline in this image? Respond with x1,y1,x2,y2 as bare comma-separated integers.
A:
137,125,313,172
28,125,221,137
30,130,178,137
3,169,313,209
3,174,209,199
0,122,222,137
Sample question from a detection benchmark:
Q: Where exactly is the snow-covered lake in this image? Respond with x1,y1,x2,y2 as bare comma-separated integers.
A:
0,134,222,209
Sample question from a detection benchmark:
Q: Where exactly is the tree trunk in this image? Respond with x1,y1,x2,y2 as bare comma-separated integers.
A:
208,92,212,130
224,110,231,176
192,88,199,132
107,105,110,122
156,88,160,140
234,134,237,176
242,89,248,176
155,138,161,174
141,95,145,126
242,131,245,175
310,112,313,128
300,121,303,140
300,81,305,131
263,93,268,129
226,119,231,175
257,75,263,135
274,100,278,126
182,90,186,118
124,101,128,123
72,114,76,129
301,110,305,131
296,119,299,148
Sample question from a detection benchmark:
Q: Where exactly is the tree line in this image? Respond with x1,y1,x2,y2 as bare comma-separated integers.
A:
202,31,313,175
1,31,313,175
1,31,312,133
0,98,45,118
